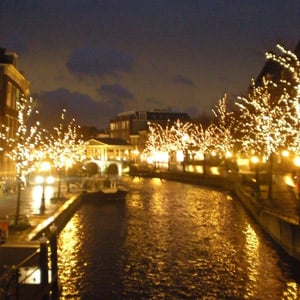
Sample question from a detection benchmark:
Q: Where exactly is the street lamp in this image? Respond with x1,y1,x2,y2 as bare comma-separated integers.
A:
294,156,300,199
39,161,51,214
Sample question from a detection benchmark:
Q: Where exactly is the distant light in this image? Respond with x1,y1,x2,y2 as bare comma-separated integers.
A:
294,156,300,167
251,156,259,164
281,150,289,157
225,151,232,158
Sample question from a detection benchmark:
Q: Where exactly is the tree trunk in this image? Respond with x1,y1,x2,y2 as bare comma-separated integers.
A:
14,181,21,226
267,153,273,202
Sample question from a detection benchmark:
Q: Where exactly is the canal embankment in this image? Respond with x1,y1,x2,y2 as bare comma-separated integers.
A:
0,190,88,299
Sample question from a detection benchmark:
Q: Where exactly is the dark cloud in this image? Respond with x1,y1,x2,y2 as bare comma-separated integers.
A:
66,47,134,78
173,75,195,86
34,88,124,129
144,98,163,108
98,84,134,100
2,34,28,55
1,0,300,129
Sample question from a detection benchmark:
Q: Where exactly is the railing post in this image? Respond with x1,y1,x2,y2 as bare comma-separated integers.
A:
50,224,59,299
39,234,49,299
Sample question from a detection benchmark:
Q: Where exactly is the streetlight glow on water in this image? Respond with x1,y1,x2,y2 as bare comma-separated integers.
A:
57,178,300,299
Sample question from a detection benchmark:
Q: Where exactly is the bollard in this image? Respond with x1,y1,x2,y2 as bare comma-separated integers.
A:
50,224,59,299
39,233,49,299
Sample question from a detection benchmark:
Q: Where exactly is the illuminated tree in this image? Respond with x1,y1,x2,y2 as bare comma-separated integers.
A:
143,122,170,166
235,79,292,159
234,44,300,201
144,119,219,173
45,109,84,198
212,93,236,156
0,95,42,225
266,44,300,99
266,44,300,153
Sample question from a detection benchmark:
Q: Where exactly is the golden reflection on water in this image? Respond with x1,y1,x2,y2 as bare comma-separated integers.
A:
149,178,167,215
282,281,299,299
243,223,259,296
58,213,84,298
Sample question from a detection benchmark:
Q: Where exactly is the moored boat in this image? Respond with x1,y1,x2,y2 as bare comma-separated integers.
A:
83,176,128,200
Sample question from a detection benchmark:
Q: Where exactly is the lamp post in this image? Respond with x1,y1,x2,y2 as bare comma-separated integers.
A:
294,156,300,199
39,161,51,214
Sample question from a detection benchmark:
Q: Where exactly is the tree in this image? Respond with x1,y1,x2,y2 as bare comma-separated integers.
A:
236,43,300,201
45,109,84,198
236,79,292,160
266,44,300,154
211,93,236,157
1,95,42,225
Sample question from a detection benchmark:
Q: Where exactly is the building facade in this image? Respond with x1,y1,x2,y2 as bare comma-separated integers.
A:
109,110,191,154
84,137,134,175
0,48,30,181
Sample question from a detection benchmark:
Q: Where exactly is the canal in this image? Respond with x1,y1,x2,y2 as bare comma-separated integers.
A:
57,176,300,299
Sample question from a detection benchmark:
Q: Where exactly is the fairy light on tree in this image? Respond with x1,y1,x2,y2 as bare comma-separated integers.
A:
266,44,300,99
236,75,296,200
46,109,84,199
235,78,292,159
143,122,170,166
212,93,236,157
0,95,43,225
168,119,196,170
266,44,300,154
144,119,219,173
191,122,219,175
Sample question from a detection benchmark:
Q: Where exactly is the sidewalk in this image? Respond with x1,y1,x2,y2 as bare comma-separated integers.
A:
0,184,81,244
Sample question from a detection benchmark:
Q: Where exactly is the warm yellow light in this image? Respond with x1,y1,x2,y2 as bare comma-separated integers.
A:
176,150,184,162
282,150,289,157
133,149,139,155
40,161,51,172
211,151,217,157
35,175,44,185
195,152,204,160
154,151,169,163
294,156,300,167
251,156,259,164
66,158,73,168
225,151,232,158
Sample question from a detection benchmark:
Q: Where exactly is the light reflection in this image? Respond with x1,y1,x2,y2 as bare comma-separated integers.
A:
58,214,83,298
282,281,299,299
210,166,220,175
284,175,295,188
243,223,259,296
151,177,164,186
149,178,166,215
31,185,54,212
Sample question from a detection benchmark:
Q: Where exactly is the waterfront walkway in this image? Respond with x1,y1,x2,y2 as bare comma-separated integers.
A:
0,184,82,245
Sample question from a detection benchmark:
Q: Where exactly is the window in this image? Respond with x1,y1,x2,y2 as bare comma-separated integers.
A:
6,82,12,107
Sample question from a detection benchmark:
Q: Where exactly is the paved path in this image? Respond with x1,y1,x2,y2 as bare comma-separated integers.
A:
0,183,80,243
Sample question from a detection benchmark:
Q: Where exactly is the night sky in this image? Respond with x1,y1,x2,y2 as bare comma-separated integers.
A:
1,0,300,129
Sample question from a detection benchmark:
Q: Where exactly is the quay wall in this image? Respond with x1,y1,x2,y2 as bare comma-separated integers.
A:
236,188,300,261
130,169,300,262
0,192,85,270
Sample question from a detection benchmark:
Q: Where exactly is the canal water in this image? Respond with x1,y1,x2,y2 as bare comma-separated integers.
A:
57,176,300,299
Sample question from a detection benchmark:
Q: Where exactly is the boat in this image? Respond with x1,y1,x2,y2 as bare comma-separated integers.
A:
97,178,128,199
83,176,128,200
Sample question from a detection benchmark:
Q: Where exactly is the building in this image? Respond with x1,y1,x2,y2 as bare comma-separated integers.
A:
84,137,134,175
0,48,30,180
255,40,300,103
109,110,191,154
